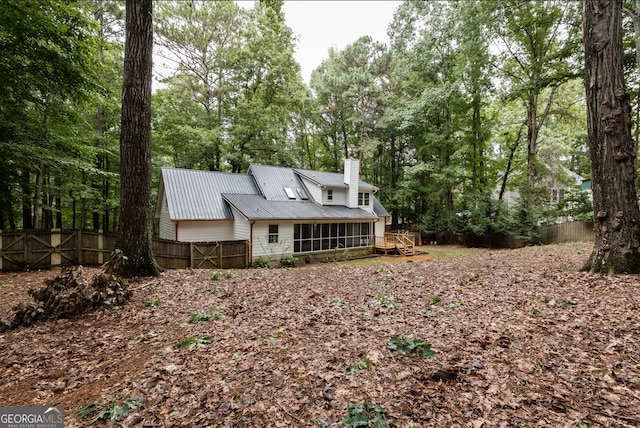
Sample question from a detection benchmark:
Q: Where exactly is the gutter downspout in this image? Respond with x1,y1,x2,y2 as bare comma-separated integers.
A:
249,220,255,263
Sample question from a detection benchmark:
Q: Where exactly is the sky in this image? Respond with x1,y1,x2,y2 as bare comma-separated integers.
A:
154,1,402,90
281,1,401,84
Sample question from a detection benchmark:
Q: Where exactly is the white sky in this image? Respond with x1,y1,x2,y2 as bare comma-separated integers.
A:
281,1,402,84
154,1,402,90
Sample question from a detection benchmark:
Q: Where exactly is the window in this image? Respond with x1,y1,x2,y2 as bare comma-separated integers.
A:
327,190,333,201
268,224,279,243
293,222,373,253
358,192,370,206
284,187,296,199
297,188,308,200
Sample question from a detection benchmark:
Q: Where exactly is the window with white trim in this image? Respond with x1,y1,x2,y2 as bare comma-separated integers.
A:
358,192,370,206
268,224,279,243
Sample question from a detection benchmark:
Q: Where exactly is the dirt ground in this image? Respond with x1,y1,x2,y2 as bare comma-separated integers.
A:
1,243,639,427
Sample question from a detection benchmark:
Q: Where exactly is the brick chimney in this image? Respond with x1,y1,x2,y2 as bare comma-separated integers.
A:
344,158,359,208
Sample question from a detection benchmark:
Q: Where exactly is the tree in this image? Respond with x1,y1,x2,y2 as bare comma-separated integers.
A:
490,0,581,184
115,0,159,277
0,0,101,229
583,0,640,273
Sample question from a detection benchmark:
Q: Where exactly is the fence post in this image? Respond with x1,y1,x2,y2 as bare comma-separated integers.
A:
51,228,61,267
77,229,83,265
98,229,104,264
190,242,194,269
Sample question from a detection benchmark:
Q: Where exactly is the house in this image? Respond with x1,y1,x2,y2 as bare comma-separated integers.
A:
155,159,390,263
496,163,589,209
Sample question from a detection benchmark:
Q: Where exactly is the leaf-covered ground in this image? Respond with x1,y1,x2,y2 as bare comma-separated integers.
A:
1,243,640,427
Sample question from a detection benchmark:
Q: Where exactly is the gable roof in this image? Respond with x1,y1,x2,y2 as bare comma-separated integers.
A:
223,194,379,221
158,167,259,220
158,165,388,222
294,168,377,191
248,164,309,202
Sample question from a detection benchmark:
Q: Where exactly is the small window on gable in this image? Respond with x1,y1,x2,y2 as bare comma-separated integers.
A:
358,192,370,206
327,190,333,201
284,187,296,199
268,224,279,243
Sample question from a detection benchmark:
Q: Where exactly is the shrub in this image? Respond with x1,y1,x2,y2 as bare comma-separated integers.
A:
280,256,299,266
388,335,436,358
251,257,271,268
340,400,391,428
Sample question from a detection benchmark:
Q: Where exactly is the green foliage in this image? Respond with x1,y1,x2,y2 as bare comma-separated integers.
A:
340,400,393,428
281,256,299,266
177,335,214,349
387,335,436,358
211,272,222,281
372,295,397,309
554,188,593,222
329,298,346,307
187,310,225,324
507,182,543,243
77,395,142,423
225,271,237,279
142,300,162,309
429,295,441,305
346,357,372,374
252,257,271,268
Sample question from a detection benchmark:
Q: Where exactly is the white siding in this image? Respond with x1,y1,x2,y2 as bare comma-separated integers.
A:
374,217,385,240
324,188,346,205
177,220,234,242
299,177,322,202
344,159,359,208
230,206,251,240
358,192,375,213
158,196,176,240
251,221,294,261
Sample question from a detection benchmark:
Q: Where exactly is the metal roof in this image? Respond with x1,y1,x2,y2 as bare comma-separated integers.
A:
248,164,310,201
222,194,379,221
160,167,259,220
294,168,377,191
373,196,390,217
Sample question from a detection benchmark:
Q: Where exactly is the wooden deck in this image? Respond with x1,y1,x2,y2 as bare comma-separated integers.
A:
375,232,415,256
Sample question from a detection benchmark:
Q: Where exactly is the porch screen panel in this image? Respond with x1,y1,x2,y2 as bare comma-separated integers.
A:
293,222,374,253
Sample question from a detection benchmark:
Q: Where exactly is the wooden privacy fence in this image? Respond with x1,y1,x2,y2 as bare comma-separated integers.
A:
539,221,594,245
0,229,248,272
433,220,595,248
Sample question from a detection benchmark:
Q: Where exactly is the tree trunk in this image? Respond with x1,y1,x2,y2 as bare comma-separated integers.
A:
583,0,640,274
115,0,159,277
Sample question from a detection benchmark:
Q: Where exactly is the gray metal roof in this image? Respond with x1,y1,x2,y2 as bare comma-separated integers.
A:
294,168,377,191
222,194,379,221
248,164,310,201
373,196,390,217
160,167,259,220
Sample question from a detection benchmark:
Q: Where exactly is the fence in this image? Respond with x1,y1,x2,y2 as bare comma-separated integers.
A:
0,229,249,272
539,221,594,244
434,220,595,248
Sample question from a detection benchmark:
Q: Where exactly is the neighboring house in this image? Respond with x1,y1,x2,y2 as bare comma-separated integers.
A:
496,164,589,209
156,159,390,262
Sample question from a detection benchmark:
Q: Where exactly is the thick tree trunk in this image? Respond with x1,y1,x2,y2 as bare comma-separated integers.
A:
115,0,159,277
583,0,640,274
